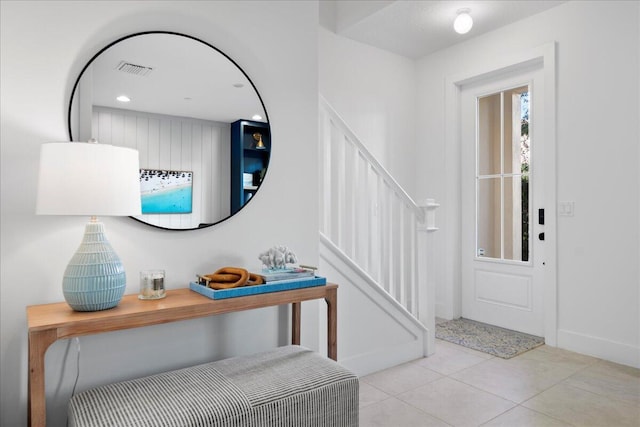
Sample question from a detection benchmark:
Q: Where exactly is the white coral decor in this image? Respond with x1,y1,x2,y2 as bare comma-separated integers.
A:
258,245,298,270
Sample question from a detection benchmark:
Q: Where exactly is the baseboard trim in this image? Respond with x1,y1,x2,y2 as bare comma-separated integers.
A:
557,329,640,368
340,340,425,377
435,302,449,319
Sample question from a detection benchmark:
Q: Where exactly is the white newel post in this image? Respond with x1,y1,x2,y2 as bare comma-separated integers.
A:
417,198,440,356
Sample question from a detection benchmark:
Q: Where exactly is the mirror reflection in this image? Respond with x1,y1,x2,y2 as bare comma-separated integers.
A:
69,32,270,230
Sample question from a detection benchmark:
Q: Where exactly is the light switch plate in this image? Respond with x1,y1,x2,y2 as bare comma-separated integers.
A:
559,201,574,217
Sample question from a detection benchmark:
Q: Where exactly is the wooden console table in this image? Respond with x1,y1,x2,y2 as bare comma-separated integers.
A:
27,284,338,427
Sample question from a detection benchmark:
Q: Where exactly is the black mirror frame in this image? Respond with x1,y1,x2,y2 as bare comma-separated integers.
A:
67,31,270,231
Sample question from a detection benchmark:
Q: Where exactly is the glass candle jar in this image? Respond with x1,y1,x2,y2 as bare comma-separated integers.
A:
139,270,166,300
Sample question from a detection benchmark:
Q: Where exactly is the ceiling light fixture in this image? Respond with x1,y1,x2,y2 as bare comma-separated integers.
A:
454,8,473,34
116,95,131,103
252,114,263,121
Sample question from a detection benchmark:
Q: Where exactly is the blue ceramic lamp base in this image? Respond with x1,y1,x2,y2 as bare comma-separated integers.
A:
62,218,126,311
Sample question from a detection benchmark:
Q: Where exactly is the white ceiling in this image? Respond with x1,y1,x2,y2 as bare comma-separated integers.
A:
83,2,568,124
320,0,567,59
86,33,267,124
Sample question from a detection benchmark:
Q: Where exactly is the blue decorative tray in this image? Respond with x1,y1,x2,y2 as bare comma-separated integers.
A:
189,276,326,300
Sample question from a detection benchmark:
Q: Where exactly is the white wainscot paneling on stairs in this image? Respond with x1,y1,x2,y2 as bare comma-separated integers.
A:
318,96,439,376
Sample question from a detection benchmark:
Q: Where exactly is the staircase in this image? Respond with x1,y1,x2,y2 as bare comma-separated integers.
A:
318,96,439,375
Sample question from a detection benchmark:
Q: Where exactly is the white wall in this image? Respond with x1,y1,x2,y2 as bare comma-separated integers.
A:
319,242,428,377
319,26,418,198
93,106,231,229
417,1,639,367
0,1,318,425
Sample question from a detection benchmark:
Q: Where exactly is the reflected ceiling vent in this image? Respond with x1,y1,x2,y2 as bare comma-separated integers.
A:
115,61,153,76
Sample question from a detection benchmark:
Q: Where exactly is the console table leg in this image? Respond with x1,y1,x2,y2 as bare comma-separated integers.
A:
292,302,301,346
28,329,57,427
325,287,337,361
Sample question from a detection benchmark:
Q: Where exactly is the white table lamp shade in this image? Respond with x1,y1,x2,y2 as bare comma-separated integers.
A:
37,142,141,216
36,141,141,311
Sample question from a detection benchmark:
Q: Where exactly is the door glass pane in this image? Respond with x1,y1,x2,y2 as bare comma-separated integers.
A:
478,93,501,176
503,86,528,174
521,173,530,262
519,91,530,176
476,85,530,262
477,177,501,258
503,175,529,261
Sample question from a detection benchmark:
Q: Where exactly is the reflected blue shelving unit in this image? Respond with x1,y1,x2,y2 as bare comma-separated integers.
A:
230,119,270,215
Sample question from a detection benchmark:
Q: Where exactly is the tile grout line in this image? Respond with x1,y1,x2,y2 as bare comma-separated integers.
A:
513,362,638,425
359,342,638,426
554,377,640,409
416,348,579,424
359,385,456,426
409,358,522,424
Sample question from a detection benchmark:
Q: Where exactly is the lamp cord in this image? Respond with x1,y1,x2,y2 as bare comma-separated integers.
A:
71,337,81,396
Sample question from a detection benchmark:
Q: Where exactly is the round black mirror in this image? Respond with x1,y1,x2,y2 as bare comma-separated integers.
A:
68,31,270,230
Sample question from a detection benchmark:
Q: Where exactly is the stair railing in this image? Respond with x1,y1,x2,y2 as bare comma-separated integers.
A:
319,96,438,326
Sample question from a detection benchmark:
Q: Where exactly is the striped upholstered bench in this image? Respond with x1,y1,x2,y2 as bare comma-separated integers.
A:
68,345,358,426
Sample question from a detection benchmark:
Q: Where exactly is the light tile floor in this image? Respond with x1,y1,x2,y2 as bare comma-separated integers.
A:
359,339,640,426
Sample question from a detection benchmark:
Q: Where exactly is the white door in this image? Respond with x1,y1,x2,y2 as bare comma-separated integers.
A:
461,65,546,337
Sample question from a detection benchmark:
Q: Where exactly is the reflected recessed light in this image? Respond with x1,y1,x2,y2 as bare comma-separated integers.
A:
116,95,131,103
252,114,263,121
233,83,244,88
454,9,473,34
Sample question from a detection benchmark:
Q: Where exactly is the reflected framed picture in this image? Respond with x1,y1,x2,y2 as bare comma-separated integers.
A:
140,169,193,214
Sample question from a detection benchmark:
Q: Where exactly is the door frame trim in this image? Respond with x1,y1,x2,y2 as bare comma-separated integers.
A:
443,42,557,345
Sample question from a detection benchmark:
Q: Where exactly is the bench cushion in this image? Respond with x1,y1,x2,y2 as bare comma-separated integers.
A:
68,345,358,426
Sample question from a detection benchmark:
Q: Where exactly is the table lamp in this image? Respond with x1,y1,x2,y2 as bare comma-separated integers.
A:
36,140,141,311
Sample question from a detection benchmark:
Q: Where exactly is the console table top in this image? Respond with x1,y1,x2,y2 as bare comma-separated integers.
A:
27,284,338,337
